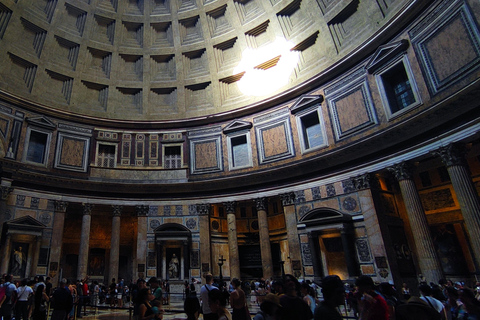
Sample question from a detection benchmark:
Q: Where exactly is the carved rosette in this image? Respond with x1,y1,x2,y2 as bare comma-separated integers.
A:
82,203,94,215
432,143,468,167
223,201,236,214
388,162,414,181
112,205,123,216
135,205,149,216
280,192,296,206
196,204,211,215
254,198,267,211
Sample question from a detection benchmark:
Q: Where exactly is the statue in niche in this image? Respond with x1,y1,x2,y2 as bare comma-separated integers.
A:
168,254,179,278
12,245,26,276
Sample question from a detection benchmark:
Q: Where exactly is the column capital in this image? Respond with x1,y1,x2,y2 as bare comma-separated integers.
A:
223,201,236,214
254,198,267,211
135,205,149,217
82,203,94,215
280,192,296,206
112,205,123,216
196,203,211,215
433,143,468,167
352,173,379,190
54,201,69,213
0,186,13,200
388,162,414,181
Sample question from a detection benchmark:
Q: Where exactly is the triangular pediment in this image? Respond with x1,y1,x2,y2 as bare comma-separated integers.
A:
26,116,56,130
5,216,46,235
365,39,409,73
223,120,252,134
290,95,323,114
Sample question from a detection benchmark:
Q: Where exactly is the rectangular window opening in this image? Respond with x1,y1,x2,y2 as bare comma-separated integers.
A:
97,144,116,168
165,146,181,169
26,131,48,164
382,63,416,113
301,112,323,150
231,135,249,168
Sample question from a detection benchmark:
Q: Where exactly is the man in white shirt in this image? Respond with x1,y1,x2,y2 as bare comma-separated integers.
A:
15,278,34,320
0,274,17,320
200,273,219,320
419,283,447,320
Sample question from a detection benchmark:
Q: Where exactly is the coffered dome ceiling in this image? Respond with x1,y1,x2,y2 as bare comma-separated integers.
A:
0,0,411,123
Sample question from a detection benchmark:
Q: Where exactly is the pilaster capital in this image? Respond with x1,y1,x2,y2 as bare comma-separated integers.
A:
196,203,211,215
112,205,123,217
254,198,267,211
82,203,94,215
388,162,414,181
223,201,236,214
135,205,149,217
352,173,379,190
432,143,468,167
54,201,69,213
0,186,14,200
280,192,296,206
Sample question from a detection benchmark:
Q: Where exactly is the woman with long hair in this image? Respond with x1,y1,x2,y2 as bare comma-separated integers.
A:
32,284,49,320
230,278,250,320
138,288,162,320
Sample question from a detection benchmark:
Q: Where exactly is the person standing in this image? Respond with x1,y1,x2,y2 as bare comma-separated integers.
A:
209,289,232,320
32,284,49,320
419,283,447,320
201,273,219,320
230,278,250,320
50,278,73,320
0,274,17,320
15,278,33,320
314,275,345,320
279,274,313,320
355,275,388,320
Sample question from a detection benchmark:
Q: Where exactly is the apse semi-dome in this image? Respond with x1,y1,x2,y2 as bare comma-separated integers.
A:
0,0,409,122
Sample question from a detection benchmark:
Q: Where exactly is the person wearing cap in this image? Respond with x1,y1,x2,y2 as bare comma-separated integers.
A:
254,293,282,320
314,275,345,320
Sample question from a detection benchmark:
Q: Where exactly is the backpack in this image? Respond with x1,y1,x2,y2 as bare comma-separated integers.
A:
0,286,5,303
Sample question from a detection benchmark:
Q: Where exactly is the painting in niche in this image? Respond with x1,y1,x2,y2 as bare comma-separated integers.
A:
430,224,468,275
10,243,29,277
88,250,105,276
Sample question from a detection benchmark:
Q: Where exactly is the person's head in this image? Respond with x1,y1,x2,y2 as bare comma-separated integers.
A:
137,278,147,289
205,273,214,284
38,275,44,282
46,277,50,283
184,294,201,319
419,283,433,297
459,287,480,314
260,293,282,317
321,275,345,306
149,277,159,288
355,275,375,294
5,274,13,282
300,282,310,295
284,274,299,296
272,280,284,294
60,278,67,288
231,278,241,289
208,288,227,314
21,278,28,286
138,287,154,303
379,282,396,297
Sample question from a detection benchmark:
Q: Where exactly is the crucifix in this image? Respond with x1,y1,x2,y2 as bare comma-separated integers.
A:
218,255,226,286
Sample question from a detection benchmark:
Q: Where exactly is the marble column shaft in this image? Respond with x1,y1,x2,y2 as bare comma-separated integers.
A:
392,163,443,283
281,192,302,276
0,234,12,274
77,203,93,280
256,198,273,279
50,201,68,285
136,205,149,279
225,202,240,279
435,144,480,268
109,206,122,283
197,204,212,274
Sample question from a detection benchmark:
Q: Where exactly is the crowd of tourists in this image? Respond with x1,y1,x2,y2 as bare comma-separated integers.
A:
2,272,480,320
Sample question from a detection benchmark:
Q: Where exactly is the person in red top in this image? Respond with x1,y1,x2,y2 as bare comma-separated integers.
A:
355,275,389,320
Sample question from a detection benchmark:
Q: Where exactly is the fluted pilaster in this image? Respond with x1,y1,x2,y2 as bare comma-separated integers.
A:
110,205,123,282
389,162,443,283
197,204,212,273
434,143,480,268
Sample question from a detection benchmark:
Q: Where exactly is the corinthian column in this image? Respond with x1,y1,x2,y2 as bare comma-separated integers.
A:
434,143,480,268
50,201,68,285
135,205,149,279
197,204,212,273
280,192,302,277
389,162,443,283
225,201,240,279
110,205,122,282
255,198,273,279
77,203,94,280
